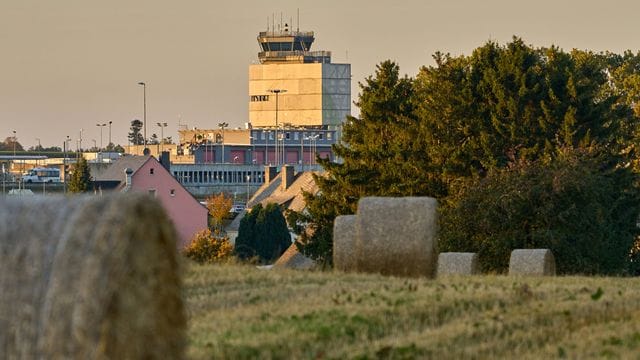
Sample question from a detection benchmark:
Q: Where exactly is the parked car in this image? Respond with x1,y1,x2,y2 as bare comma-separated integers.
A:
230,204,246,213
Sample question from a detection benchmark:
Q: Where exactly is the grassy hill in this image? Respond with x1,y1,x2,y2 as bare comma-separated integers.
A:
185,263,640,359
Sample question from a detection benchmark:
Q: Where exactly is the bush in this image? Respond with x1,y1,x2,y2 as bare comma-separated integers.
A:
183,229,233,264
235,203,291,263
439,149,640,275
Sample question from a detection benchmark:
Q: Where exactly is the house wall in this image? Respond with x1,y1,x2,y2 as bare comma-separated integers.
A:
131,158,208,247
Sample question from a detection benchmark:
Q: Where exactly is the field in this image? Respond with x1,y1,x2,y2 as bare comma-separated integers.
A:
185,263,640,359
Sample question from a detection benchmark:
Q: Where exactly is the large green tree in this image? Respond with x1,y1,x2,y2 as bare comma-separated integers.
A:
294,39,640,272
291,61,441,263
235,203,291,263
68,156,92,193
128,119,144,145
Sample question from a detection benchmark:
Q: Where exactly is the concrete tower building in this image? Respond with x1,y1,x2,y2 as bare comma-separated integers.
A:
249,22,351,128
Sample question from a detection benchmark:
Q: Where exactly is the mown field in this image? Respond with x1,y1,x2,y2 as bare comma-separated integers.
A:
184,263,640,359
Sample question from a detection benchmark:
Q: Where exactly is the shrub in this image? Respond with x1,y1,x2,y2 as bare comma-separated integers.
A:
183,229,233,264
235,203,291,263
439,148,640,275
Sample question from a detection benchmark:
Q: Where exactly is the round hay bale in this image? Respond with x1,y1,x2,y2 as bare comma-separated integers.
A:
333,215,358,272
437,252,480,276
355,197,439,277
0,194,185,359
509,249,556,276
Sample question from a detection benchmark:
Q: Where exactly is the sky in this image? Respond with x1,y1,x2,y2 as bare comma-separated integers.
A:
2,0,640,148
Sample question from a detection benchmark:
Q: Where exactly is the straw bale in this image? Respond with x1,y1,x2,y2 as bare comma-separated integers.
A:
437,252,480,276
0,194,185,359
509,249,556,276
333,215,358,272
356,197,438,277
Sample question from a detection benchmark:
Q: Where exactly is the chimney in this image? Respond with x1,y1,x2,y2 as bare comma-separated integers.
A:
265,166,277,183
123,168,133,192
159,151,170,172
282,165,295,191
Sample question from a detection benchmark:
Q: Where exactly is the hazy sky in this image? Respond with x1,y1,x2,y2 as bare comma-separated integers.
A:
2,0,640,148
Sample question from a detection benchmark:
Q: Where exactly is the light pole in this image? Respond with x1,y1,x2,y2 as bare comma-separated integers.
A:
63,135,70,193
108,120,113,149
79,128,83,153
157,122,168,154
246,174,250,205
96,123,106,150
92,139,97,150
12,130,16,156
267,89,286,166
138,82,147,149
218,122,228,163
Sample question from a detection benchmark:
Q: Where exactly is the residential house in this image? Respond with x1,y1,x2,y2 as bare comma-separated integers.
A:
226,165,319,268
94,155,208,247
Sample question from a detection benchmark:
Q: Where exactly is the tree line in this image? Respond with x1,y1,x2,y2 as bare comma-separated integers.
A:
290,37,640,275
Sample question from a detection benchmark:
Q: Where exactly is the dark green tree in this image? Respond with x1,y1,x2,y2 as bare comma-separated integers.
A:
291,60,442,263
235,203,291,263
68,156,92,193
128,119,144,145
439,148,640,275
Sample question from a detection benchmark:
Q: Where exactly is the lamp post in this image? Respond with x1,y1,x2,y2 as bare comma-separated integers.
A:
218,122,228,163
108,121,113,149
92,139,97,150
96,123,106,151
63,135,70,193
79,128,83,153
12,130,16,156
246,174,250,205
156,122,168,154
138,82,147,149
267,89,286,166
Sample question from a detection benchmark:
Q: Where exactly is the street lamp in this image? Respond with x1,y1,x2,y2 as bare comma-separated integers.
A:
267,89,286,166
63,135,70,193
218,122,228,163
138,82,147,149
12,130,16,156
96,123,106,150
92,139,97,150
157,122,168,154
108,121,113,149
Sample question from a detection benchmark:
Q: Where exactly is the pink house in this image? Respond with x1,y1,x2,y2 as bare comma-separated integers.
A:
95,155,208,247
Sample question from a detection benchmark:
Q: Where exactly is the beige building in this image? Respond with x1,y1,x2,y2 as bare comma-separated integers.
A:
248,27,350,128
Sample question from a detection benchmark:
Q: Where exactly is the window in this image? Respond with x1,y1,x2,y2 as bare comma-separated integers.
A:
318,133,323,140
149,168,154,175
148,189,157,197
261,132,266,140
294,132,299,140
285,132,290,140
170,189,176,197
327,132,333,140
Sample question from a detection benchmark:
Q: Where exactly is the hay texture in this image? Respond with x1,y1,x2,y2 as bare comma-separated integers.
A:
333,215,358,272
356,197,438,277
0,194,185,359
437,252,480,276
509,249,556,276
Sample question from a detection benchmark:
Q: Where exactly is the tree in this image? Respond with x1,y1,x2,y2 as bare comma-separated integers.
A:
149,133,159,145
292,60,442,263
439,148,640,275
206,192,233,232
128,119,144,145
235,203,291,263
0,137,24,152
68,156,92,193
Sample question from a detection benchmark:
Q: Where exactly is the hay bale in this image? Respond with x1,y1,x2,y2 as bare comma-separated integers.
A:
333,215,358,272
0,194,185,359
509,249,556,276
356,197,438,277
437,252,480,276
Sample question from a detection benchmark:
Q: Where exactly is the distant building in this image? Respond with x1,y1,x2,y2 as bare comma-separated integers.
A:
94,155,208,247
249,26,351,128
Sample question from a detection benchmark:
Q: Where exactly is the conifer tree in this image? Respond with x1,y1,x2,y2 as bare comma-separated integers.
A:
68,156,92,193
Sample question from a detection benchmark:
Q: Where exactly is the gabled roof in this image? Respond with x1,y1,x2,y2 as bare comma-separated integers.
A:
272,242,316,270
248,170,319,213
94,155,151,183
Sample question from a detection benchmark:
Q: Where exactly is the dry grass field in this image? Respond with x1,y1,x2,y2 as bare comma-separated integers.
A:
185,263,640,359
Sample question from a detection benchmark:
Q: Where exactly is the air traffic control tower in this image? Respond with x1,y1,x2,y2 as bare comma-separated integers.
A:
249,23,351,129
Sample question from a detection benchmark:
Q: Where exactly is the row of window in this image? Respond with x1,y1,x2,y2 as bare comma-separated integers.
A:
253,131,331,141
173,170,265,185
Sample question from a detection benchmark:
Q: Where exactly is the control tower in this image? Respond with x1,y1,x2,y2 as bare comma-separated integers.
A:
249,22,350,128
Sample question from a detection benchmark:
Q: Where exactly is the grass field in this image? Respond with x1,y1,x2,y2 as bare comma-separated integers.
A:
185,263,640,359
